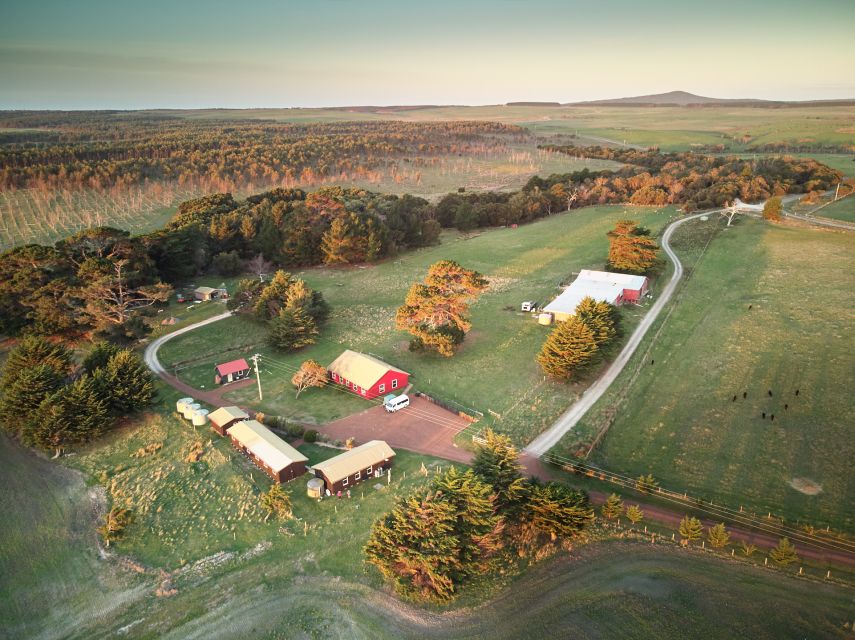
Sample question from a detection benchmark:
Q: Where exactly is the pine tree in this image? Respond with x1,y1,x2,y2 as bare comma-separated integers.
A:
253,270,294,320
536,316,599,380
601,493,624,521
625,504,644,525
678,515,704,546
82,341,122,375
574,296,618,347
740,540,757,556
430,467,503,578
607,220,660,275
32,376,110,457
364,489,461,602
518,482,594,550
635,473,658,494
770,537,799,566
96,350,154,415
267,307,318,351
260,484,293,521
0,364,63,441
472,429,527,514
707,522,730,549
0,336,72,388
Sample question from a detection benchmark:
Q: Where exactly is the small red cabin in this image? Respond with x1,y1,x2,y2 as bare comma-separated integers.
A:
326,350,409,400
215,358,251,385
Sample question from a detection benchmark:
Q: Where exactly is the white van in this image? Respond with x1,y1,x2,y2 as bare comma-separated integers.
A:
384,394,410,413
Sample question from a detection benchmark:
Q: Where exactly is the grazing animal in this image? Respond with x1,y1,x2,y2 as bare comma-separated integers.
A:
743,392,747,399
768,390,773,397
732,395,737,402
795,389,800,396
748,304,752,310
651,359,655,365
784,404,788,410
762,412,766,419
771,415,775,421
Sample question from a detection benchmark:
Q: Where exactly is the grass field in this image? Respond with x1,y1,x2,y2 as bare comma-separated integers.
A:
157,205,676,442
554,217,855,532
2,428,852,640
809,194,855,222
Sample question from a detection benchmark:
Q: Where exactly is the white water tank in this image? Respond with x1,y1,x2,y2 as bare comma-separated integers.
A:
182,403,201,420
191,409,210,426
176,397,194,413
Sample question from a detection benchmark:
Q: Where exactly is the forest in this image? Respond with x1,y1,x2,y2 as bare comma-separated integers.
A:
0,113,526,193
0,149,840,342
537,145,842,211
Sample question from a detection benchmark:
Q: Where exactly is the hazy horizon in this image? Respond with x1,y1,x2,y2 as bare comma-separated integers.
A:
2,0,855,110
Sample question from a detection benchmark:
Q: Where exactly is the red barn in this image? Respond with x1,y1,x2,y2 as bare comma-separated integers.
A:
327,350,409,400
215,358,251,385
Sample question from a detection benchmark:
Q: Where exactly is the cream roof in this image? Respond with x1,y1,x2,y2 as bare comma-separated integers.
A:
327,350,405,389
195,286,216,294
310,440,396,484
227,420,308,472
209,406,249,427
543,270,647,316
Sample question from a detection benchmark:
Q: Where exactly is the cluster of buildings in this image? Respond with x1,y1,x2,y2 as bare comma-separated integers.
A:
197,402,396,493
539,269,649,324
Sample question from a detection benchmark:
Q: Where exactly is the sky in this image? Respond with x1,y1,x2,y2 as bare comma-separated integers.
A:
1,0,854,109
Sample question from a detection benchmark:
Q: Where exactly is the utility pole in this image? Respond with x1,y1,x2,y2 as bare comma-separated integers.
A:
251,353,263,401
834,183,840,201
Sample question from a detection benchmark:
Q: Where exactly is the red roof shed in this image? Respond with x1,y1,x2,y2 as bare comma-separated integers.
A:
215,358,251,385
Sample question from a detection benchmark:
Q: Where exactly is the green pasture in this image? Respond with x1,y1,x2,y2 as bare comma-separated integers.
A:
555,217,855,531
157,206,675,441
810,194,855,222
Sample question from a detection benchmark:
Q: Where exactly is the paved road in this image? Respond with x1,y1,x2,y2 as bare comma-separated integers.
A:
524,210,712,456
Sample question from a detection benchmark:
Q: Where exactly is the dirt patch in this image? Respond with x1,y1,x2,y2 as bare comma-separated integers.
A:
789,477,822,495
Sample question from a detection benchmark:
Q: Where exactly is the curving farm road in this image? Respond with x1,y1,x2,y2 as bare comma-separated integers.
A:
524,210,712,456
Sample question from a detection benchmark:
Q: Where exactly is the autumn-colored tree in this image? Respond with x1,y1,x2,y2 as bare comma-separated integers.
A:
514,481,594,555
770,537,799,566
635,473,658,494
607,220,660,275
678,515,703,546
574,296,618,347
536,316,599,380
396,260,487,357
291,360,328,397
601,493,624,521
707,522,730,549
762,196,783,222
320,215,367,264
740,540,757,556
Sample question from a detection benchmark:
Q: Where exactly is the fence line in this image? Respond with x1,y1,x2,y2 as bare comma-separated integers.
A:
415,391,482,423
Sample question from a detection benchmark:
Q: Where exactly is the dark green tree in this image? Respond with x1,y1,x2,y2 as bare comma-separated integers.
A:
0,365,63,441
0,337,72,388
472,429,527,514
515,481,594,553
536,316,599,380
211,250,243,276
267,307,318,351
31,376,109,457
82,341,122,375
95,350,155,415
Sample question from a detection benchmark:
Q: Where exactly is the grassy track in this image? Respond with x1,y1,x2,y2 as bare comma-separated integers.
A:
555,217,855,531
157,205,675,441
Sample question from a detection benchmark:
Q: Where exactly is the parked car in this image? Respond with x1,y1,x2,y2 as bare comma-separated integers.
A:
384,394,410,413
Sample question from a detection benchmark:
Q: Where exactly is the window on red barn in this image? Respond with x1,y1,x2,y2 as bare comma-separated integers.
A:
392,379,399,389
379,384,385,393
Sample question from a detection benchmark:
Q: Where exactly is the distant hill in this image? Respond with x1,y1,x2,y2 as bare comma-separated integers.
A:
568,91,855,107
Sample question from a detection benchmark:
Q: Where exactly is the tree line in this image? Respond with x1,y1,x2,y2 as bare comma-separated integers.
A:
536,145,842,211
0,114,526,193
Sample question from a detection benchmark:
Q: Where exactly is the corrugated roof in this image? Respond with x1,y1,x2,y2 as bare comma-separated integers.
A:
195,286,216,294
209,406,249,427
578,269,647,290
227,420,308,472
543,270,647,316
216,358,250,376
310,440,396,484
327,350,405,390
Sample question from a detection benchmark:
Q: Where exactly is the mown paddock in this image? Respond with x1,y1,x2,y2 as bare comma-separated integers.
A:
555,217,855,532
156,205,675,442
